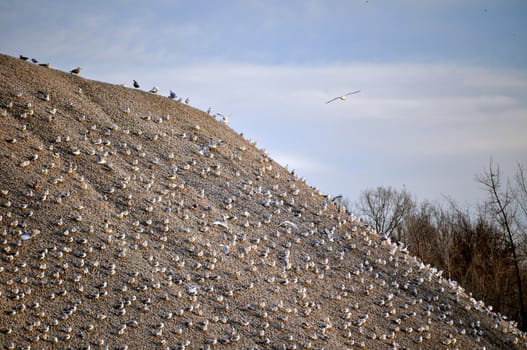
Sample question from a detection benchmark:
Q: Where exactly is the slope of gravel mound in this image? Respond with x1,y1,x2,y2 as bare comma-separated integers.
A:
1,53,525,349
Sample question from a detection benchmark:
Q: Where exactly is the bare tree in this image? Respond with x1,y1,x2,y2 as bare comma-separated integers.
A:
515,164,527,264
350,163,527,326
477,160,527,330
516,164,527,229
404,201,448,268
355,186,414,240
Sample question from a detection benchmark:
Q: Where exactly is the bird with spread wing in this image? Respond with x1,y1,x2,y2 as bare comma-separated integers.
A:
325,90,360,104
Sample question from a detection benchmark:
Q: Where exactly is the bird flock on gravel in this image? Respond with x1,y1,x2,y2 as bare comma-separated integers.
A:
17,54,232,124
2,53,525,350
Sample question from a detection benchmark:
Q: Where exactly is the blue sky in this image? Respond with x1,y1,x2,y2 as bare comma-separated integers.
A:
1,0,526,207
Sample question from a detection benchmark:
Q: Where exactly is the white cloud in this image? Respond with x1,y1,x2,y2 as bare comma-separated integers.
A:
271,151,330,174
92,62,525,166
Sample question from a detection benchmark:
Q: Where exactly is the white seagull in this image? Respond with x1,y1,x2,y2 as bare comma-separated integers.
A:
215,113,230,124
149,86,159,94
325,90,360,104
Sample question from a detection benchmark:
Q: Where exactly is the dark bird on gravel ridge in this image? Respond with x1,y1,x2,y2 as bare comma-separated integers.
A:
31,58,38,63
39,63,50,68
168,90,177,99
133,80,140,88
38,90,50,101
19,55,29,61
70,67,81,74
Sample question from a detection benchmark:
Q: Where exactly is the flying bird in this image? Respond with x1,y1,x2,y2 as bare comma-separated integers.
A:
168,90,177,99
70,67,81,74
133,80,140,88
325,90,361,104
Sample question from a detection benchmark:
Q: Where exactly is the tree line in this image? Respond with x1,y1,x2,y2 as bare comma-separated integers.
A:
347,161,527,330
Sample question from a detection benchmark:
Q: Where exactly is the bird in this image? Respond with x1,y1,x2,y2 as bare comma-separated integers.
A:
325,90,360,104
31,58,38,63
133,80,140,88
184,97,190,104
168,90,177,99
149,86,159,94
331,195,343,203
280,221,298,231
19,55,29,61
39,63,50,68
216,113,230,124
70,67,81,74
38,90,50,101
